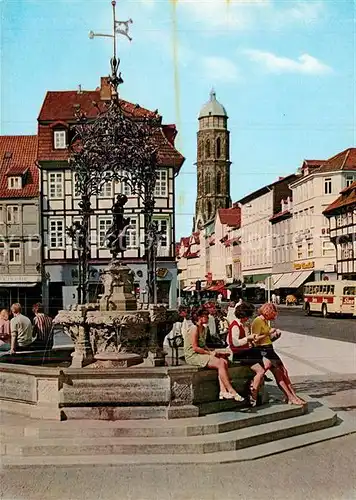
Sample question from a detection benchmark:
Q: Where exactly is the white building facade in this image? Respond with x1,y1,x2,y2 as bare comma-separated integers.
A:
289,150,356,282
239,175,297,289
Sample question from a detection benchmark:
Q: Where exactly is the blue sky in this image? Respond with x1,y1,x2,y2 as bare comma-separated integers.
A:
1,0,355,237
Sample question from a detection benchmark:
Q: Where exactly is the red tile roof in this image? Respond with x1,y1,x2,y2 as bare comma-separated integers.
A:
218,207,241,227
37,87,184,170
0,136,38,198
6,165,29,176
302,159,326,168
180,237,190,247
323,181,356,215
38,91,156,122
316,148,356,173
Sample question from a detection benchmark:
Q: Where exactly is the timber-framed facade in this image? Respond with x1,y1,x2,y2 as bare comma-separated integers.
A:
37,78,184,313
324,180,356,280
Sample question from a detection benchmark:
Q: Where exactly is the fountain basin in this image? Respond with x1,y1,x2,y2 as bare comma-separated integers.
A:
0,363,264,421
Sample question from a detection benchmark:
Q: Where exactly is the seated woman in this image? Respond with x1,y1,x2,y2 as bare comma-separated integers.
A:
227,302,265,406
184,307,244,402
251,303,305,406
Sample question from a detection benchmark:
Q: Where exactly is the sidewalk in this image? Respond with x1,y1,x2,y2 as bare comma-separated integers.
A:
276,330,356,377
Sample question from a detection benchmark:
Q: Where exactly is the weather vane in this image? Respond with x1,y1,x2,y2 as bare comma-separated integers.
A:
89,0,133,99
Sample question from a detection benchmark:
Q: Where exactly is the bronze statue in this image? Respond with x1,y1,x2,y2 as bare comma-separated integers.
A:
104,194,130,259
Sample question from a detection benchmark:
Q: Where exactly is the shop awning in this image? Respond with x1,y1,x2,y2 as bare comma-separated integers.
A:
207,284,225,292
289,270,314,288
271,274,283,287
273,270,313,289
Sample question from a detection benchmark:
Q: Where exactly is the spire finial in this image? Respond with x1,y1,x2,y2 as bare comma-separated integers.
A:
89,1,133,100
210,88,216,101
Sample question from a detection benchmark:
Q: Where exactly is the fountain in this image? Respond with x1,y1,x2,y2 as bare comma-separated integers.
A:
0,0,260,422
54,193,177,370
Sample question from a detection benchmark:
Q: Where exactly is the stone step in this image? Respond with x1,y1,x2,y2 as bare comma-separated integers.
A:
2,410,353,468
0,403,305,439
2,405,336,457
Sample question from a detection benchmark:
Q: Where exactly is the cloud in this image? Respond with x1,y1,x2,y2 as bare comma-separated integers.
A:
244,49,332,75
201,56,240,82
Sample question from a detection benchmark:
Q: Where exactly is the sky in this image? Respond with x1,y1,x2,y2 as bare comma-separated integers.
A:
1,0,355,238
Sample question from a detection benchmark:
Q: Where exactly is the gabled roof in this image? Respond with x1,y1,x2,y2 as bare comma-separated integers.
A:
38,91,156,122
317,148,356,174
0,136,38,198
217,207,241,227
37,85,185,170
323,181,356,215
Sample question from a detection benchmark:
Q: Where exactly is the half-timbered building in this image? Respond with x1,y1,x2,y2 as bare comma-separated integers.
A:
324,180,356,279
37,78,184,313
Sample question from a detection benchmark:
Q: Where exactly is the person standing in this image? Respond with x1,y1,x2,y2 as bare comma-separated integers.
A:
10,303,33,354
32,303,53,350
0,309,11,351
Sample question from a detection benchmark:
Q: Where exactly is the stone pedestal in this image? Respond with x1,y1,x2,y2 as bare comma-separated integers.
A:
99,261,137,312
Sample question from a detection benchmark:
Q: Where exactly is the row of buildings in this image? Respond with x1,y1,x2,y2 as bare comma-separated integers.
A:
0,77,184,315
177,93,356,299
1,79,355,315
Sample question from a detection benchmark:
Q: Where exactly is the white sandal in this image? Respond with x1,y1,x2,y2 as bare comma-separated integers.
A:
219,391,234,400
230,392,244,402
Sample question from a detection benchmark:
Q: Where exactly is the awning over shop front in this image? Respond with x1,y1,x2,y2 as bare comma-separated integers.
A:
272,270,313,289
207,284,225,291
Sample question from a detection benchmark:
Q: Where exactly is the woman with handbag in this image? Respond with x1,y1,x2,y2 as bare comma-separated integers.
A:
227,302,265,406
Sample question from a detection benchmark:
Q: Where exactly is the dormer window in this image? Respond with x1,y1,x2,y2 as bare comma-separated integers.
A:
54,130,66,149
8,176,21,189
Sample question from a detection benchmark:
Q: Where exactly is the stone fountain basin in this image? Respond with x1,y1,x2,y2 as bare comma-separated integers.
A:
0,363,260,421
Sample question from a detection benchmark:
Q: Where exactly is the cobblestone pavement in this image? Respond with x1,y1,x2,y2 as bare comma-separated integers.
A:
275,308,356,344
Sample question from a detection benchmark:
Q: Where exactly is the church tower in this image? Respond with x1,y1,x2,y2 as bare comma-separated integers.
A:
195,90,231,230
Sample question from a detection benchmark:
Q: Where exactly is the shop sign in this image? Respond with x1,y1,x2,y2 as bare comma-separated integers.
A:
0,275,39,284
293,261,314,270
